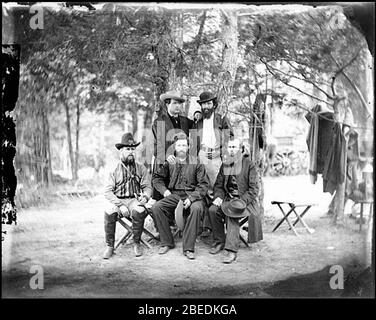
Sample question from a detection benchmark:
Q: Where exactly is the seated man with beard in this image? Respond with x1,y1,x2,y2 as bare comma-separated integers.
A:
208,138,262,264
152,133,209,260
103,133,152,259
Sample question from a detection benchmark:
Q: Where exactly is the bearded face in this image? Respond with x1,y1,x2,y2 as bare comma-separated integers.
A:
120,147,136,165
200,100,215,119
175,139,189,159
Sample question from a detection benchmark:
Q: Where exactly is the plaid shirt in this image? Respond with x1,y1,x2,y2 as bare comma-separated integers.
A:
104,161,152,207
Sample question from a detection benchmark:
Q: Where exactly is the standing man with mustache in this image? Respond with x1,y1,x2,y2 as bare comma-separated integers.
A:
192,91,234,238
103,133,152,259
151,91,193,200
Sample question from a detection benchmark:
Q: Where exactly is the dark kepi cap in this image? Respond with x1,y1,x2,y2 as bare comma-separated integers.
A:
115,132,141,150
221,198,247,218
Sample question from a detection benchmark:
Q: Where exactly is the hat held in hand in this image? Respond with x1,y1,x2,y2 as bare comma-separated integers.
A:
115,132,141,150
221,198,247,218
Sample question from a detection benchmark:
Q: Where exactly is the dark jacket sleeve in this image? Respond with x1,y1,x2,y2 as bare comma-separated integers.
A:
104,169,123,207
188,164,210,203
241,160,259,207
213,164,226,200
152,162,170,196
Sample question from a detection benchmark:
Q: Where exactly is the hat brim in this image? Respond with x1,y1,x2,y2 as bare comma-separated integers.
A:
197,96,217,104
174,199,185,230
115,142,141,150
160,93,186,103
221,201,248,218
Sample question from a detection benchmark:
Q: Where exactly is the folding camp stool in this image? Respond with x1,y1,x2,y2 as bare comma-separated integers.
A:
271,201,316,236
114,208,158,250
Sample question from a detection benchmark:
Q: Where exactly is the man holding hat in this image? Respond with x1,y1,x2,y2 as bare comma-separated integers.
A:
152,132,209,260
192,91,234,237
103,133,152,259
208,138,262,264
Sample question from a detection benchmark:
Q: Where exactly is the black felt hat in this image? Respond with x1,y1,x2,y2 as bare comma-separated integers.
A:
115,133,141,150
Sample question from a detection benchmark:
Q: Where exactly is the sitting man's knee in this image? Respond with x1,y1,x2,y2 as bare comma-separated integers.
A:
190,201,204,214
104,206,119,216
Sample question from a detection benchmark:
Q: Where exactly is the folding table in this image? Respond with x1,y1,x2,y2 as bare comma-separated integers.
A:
271,200,316,236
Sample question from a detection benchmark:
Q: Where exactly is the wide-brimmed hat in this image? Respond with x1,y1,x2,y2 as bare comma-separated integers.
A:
174,199,185,230
221,198,247,218
115,133,141,150
197,91,217,104
160,90,186,103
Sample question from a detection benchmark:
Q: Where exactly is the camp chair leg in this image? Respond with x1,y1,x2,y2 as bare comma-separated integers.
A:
291,206,312,227
140,238,153,249
291,205,314,234
115,230,132,250
239,217,249,247
272,205,294,232
239,234,249,247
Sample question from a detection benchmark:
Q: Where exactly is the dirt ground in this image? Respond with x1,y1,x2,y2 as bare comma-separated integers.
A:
2,175,373,298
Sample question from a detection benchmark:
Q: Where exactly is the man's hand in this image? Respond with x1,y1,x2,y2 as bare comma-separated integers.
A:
212,197,223,207
163,190,172,198
183,198,191,209
119,205,129,217
167,155,176,165
137,192,148,205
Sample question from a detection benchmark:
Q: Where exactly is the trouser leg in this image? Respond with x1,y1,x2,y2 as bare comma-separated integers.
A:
225,216,240,253
208,205,226,245
104,212,117,247
182,201,204,252
152,194,180,247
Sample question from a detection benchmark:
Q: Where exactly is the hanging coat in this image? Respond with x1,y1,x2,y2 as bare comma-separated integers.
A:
322,123,347,194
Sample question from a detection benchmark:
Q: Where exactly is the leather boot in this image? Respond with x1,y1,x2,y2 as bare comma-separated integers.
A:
132,209,147,245
103,212,117,259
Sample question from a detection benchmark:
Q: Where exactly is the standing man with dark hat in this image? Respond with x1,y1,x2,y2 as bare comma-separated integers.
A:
103,133,152,259
208,138,262,264
151,90,193,200
192,91,234,237
151,133,209,260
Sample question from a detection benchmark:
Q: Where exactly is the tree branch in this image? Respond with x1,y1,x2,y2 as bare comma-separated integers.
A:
260,58,333,106
330,50,373,119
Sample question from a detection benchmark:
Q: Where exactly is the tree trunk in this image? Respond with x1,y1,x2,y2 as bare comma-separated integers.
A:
64,102,76,180
332,98,347,226
217,9,238,114
74,102,80,180
170,11,184,92
42,106,51,186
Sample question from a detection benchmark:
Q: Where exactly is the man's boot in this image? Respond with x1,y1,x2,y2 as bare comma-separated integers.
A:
132,209,147,257
103,212,117,259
